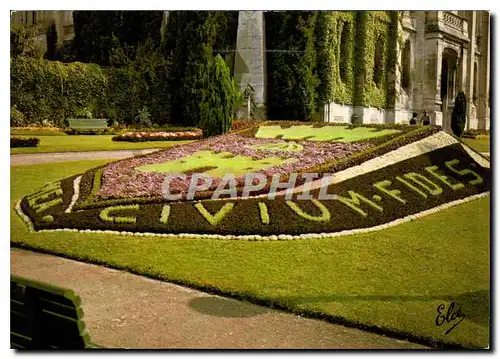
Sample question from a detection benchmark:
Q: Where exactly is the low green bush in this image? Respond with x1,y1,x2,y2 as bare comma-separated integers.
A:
11,136,40,148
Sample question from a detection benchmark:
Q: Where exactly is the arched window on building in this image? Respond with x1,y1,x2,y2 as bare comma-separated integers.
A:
402,40,411,92
473,62,478,105
339,21,350,83
373,37,384,87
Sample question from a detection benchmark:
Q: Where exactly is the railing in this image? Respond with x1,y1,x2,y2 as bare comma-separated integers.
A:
443,11,463,30
426,11,469,39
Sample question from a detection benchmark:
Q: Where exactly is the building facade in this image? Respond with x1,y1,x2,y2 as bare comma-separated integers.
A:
11,10,75,54
11,10,490,131
235,11,490,131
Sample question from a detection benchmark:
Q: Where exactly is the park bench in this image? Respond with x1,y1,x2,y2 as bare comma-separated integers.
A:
10,275,99,349
67,118,108,134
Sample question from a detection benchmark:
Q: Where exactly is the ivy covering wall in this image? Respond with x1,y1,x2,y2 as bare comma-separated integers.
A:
358,11,392,109
315,11,356,106
315,11,399,110
269,10,399,120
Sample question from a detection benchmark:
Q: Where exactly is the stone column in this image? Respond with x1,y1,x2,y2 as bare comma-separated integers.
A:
234,11,267,119
422,32,444,126
465,11,477,129
412,11,426,114
477,11,490,130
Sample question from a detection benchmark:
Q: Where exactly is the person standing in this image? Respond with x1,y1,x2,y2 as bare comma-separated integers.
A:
409,112,418,125
421,110,431,125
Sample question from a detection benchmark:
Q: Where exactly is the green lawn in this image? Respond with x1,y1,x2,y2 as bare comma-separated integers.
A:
11,160,490,348
136,150,291,177
462,138,490,154
11,135,193,154
255,125,401,142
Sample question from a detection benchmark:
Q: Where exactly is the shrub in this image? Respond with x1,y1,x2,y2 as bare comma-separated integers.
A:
11,106,26,127
11,137,40,148
199,55,240,137
135,107,153,127
451,92,467,137
10,57,108,127
462,128,490,139
10,51,171,127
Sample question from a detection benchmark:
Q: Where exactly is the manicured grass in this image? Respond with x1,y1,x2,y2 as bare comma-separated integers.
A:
11,130,68,136
11,160,490,348
11,135,193,154
255,125,401,142
136,150,290,177
462,138,490,153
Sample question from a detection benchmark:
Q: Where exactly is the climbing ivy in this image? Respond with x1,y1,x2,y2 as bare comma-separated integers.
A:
315,11,400,110
315,11,356,106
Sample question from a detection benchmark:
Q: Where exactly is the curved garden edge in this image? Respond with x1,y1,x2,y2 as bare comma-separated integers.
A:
16,191,490,242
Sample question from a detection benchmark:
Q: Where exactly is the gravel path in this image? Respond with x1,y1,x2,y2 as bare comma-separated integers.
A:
10,149,161,166
11,248,427,349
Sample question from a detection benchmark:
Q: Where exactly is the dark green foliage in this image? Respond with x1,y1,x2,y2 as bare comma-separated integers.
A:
107,39,171,125
10,57,108,127
45,24,58,61
73,11,164,66
10,24,43,58
199,55,240,137
266,11,319,121
451,92,467,137
11,39,171,126
164,11,236,127
11,136,40,148
57,40,78,63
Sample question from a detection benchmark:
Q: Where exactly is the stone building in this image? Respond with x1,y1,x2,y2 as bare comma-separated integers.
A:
11,10,490,131
235,11,490,131
11,10,75,54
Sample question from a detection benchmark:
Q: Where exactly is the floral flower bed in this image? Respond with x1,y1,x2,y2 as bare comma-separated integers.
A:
111,130,203,142
17,141,491,238
11,136,40,148
97,133,371,200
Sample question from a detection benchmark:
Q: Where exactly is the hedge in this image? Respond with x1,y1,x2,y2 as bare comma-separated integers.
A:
11,57,108,127
11,136,40,148
10,56,171,127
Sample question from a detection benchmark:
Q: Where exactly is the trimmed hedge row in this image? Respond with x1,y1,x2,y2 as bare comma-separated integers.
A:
11,136,40,148
10,56,171,127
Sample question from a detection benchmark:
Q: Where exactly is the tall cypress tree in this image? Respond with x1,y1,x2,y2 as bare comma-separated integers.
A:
165,11,231,127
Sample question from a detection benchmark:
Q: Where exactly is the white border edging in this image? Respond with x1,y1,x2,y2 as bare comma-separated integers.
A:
15,200,35,232
461,144,490,168
16,192,490,241
65,175,82,213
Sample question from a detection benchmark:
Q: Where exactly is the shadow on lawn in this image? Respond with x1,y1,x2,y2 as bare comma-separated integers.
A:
189,296,270,318
278,289,489,327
